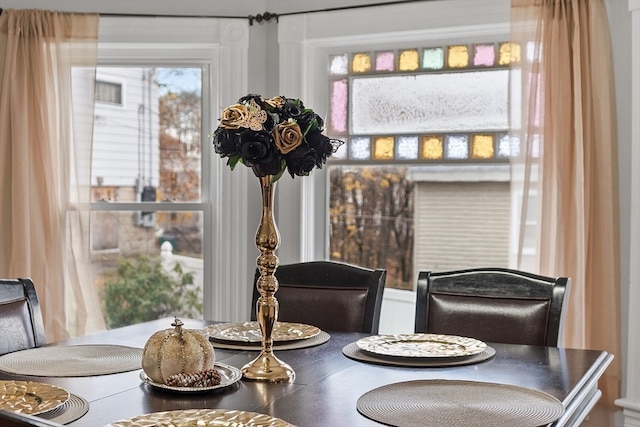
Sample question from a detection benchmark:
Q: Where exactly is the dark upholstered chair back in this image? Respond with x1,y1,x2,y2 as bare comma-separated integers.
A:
0,410,64,427
414,268,570,346
0,278,46,355
251,261,386,333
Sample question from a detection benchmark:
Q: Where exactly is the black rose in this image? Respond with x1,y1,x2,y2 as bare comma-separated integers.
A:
285,145,318,177
238,130,278,166
306,132,334,164
212,128,239,157
238,94,263,106
282,99,305,120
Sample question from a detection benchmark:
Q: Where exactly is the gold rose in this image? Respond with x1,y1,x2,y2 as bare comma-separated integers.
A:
220,104,250,129
264,96,285,109
273,121,303,154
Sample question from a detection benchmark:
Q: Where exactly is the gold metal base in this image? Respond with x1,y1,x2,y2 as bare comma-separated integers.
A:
241,351,295,382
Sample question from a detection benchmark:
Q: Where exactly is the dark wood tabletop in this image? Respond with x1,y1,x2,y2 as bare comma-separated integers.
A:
0,317,613,427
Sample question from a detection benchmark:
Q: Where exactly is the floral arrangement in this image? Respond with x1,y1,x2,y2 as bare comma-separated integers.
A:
211,94,343,181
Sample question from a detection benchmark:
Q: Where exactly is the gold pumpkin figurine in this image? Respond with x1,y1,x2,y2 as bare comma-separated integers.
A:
142,317,215,385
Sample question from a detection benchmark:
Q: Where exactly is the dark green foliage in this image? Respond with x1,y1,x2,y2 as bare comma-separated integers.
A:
101,256,202,328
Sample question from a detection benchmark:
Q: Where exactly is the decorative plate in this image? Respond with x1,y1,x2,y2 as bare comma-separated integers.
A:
104,408,296,427
0,380,70,415
205,321,321,343
140,363,242,392
355,333,486,358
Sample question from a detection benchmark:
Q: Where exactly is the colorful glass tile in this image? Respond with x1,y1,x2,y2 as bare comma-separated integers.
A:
422,47,444,70
473,44,495,67
373,136,395,160
330,79,348,134
329,54,349,75
445,134,469,159
352,53,372,73
398,49,419,71
397,136,419,159
471,134,494,158
375,51,395,72
447,45,469,68
420,136,444,160
349,137,371,160
498,42,521,65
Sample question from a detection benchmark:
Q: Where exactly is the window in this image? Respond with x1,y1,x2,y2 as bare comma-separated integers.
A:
95,80,123,105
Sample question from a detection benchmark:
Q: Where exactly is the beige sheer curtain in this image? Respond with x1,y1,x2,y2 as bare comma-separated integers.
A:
510,0,620,405
0,9,105,341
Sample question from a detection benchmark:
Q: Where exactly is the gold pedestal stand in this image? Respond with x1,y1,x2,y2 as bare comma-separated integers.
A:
241,175,295,382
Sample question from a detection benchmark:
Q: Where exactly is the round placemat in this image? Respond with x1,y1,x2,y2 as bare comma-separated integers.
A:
342,342,495,367
39,393,89,425
0,345,143,377
211,331,330,351
357,379,564,427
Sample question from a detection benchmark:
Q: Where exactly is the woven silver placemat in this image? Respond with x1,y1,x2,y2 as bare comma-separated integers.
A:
342,342,495,367
39,393,89,425
211,331,330,351
357,379,564,427
0,345,143,377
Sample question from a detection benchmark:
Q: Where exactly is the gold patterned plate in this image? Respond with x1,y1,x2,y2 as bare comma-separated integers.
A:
140,363,242,393
104,408,296,427
0,380,70,415
356,333,486,358
204,321,321,343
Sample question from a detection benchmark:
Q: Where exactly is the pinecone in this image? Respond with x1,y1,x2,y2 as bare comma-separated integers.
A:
165,368,222,388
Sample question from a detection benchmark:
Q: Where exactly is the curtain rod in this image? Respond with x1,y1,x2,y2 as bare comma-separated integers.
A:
1,1,431,24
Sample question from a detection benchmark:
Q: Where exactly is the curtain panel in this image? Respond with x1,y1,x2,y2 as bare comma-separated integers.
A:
510,0,621,405
0,9,104,341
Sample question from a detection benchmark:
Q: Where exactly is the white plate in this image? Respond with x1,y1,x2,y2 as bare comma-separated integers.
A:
104,408,295,427
140,363,242,392
0,380,70,415
356,333,486,358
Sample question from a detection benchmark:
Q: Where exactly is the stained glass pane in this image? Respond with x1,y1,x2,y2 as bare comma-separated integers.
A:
445,134,468,159
397,136,419,159
498,42,521,65
330,79,348,133
473,44,495,67
332,141,348,160
353,53,372,73
421,136,443,159
375,51,395,71
330,54,349,75
497,134,513,158
373,137,394,160
447,45,469,68
422,47,444,70
350,137,371,160
398,49,419,71
351,70,508,134
471,134,494,158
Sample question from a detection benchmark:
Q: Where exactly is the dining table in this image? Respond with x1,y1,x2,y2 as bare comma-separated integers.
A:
0,317,613,427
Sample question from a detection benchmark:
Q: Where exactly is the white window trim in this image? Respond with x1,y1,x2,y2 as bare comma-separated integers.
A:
277,0,511,263
96,16,251,322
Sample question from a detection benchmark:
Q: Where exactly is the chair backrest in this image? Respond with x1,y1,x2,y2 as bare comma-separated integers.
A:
414,268,570,346
0,278,46,355
0,410,64,427
251,261,387,333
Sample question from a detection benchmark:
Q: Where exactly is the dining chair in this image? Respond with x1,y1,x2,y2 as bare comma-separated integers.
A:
0,278,46,355
0,410,64,427
414,268,570,346
251,261,387,333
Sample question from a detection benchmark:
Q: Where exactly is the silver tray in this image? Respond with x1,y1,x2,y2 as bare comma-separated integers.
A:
105,408,296,427
205,321,321,343
140,362,241,392
356,333,486,358
0,380,70,415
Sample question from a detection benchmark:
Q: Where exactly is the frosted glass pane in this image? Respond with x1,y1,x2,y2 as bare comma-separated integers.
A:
330,79,348,133
471,134,494,159
351,70,508,134
398,49,419,71
445,135,468,159
473,44,495,67
421,136,443,159
497,134,513,158
350,137,371,160
397,136,419,159
447,45,469,68
376,51,395,71
353,53,372,73
330,54,349,75
423,47,444,70
332,141,348,160
499,42,521,65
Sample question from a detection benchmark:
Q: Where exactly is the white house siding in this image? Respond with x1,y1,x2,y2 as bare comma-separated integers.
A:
413,180,511,273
